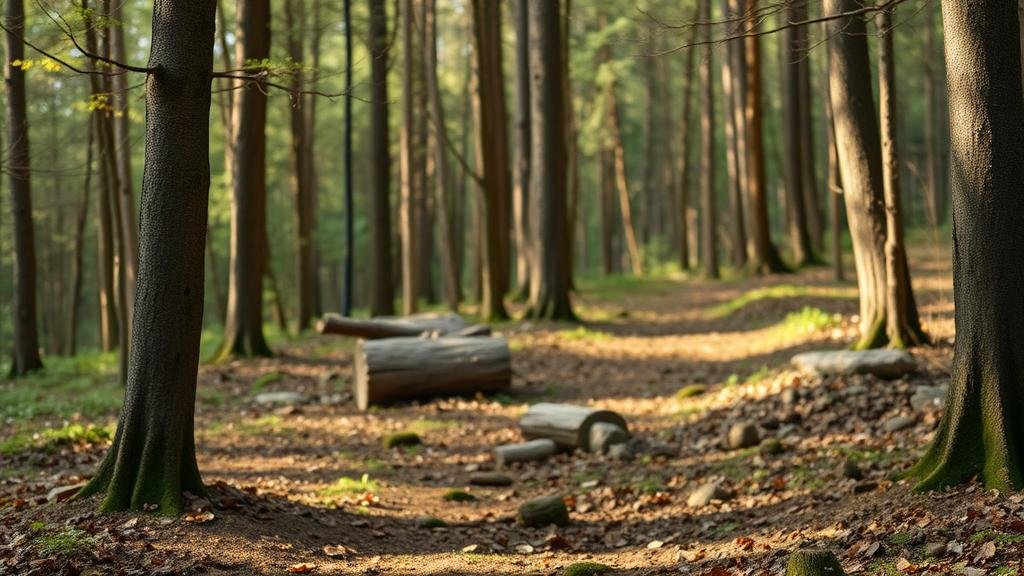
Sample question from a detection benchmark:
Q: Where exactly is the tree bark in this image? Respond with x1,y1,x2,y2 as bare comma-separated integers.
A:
876,7,926,348
699,0,719,279
600,147,616,275
512,0,532,299
217,0,273,360
824,54,845,282
743,0,789,274
5,0,44,376
68,120,94,356
719,0,746,269
922,1,940,228
782,0,816,267
78,0,216,513
905,0,1024,492
318,312,469,339
677,11,699,271
369,0,396,316
525,0,574,320
470,0,511,320
400,0,419,314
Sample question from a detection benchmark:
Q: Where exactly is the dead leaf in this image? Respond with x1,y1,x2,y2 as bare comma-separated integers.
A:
323,544,354,558
287,563,316,574
974,541,996,563
184,511,216,524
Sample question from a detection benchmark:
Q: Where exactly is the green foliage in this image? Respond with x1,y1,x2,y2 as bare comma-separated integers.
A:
319,474,378,499
971,529,1024,546
35,528,96,557
558,326,612,342
1,422,114,456
674,384,707,399
405,418,458,435
250,371,283,393
563,562,613,576
769,307,841,339
708,285,856,318
382,432,422,449
442,489,476,502
0,352,120,421
416,516,447,528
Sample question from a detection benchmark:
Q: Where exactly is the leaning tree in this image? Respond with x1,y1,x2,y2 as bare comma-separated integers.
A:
904,0,1024,491
78,0,217,513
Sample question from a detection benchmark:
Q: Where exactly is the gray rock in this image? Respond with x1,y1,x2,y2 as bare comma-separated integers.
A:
469,472,514,487
646,442,679,459
791,349,916,379
884,415,917,433
726,422,760,450
846,384,869,397
840,458,864,480
910,385,948,413
254,391,308,406
687,482,735,507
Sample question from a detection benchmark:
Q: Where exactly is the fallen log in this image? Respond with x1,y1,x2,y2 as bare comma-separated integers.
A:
317,312,469,339
353,336,512,410
517,495,570,527
519,403,629,452
493,439,559,466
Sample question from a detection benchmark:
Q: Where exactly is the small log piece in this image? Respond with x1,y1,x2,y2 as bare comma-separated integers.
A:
317,312,469,339
519,403,629,452
517,495,570,527
493,439,558,466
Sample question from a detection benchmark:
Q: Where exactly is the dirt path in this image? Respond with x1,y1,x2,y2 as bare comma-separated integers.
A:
13,243,1023,576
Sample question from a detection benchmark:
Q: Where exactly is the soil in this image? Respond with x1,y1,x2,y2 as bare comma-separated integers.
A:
7,243,1022,576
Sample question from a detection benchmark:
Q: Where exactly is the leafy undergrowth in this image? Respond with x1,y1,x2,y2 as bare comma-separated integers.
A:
1,254,975,575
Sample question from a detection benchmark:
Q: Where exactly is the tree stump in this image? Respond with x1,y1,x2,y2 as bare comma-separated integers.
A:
519,403,629,452
493,439,558,466
317,312,469,339
517,495,569,527
353,336,511,410
785,549,846,576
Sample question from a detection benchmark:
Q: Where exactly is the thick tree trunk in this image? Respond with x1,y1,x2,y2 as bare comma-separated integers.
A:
922,2,940,228
905,0,1024,492
471,0,511,320
782,0,816,267
797,6,823,253
512,0,532,299
68,121,94,356
400,0,419,314
876,7,926,348
525,0,574,320
78,0,216,513
719,0,746,270
699,0,719,279
5,0,44,376
217,0,272,360
353,337,512,410
677,13,698,271
824,60,845,282
743,0,788,274
563,0,580,287
370,0,396,316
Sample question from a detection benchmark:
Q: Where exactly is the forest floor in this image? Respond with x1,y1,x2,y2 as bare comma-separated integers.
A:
7,238,1024,576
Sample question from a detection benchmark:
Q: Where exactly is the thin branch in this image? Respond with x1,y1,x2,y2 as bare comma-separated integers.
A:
0,20,118,76
429,113,484,188
36,0,158,74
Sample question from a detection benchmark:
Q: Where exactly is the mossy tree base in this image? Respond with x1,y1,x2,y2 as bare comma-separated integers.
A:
214,332,273,363
785,549,846,576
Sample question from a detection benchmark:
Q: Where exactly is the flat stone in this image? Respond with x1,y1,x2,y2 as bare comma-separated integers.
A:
254,391,308,406
469,472,514,487
884,415,917,433
791,349,916,379
687,482,735,507
47,483,85,503
726,422,760,450
910,384,948,413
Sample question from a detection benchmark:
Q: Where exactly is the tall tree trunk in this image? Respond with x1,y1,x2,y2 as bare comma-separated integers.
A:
782,0,816,267
369,0,396,316
904,0,1024,492
512,0,531,298
308,0,324,316
699,0,718,279
797,4,823,253
78,0,217,514
68,120,94,356
825,0,891,349
5,0,44,376
218,0,272,360
415,0,435,306
470,0,511,320
876,7,926,348
563,0,580,286
677,11,698,271
526,0,574,320
922,2,941,228
720,0,746,269
400,0,419,314
607,88,644,277
824,53,845,282
285,0,315,330
600,147,616,276
743,0,788,274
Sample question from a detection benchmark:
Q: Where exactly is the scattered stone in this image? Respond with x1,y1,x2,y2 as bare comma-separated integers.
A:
910,385,948,413
254,391,308,406
853,480,879,494
791,349,916,379
687,482,735,507
469,472,513,487
46,483,85,503
759,438,784,456
779,410,802,424
442,489,476,502
840,459,864,481
517,495,570,527
845,384,869,397
884,415,917,433
727,422,760,450
607,443,635,461
785,548,847,576
562,562,613,576
383,432,422,449
923,542,946,557
414,516,447,529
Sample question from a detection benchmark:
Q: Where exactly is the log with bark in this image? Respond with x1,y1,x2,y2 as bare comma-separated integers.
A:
353,336,511,410
519,403,629,452
317,312,470,339
493,439,558,466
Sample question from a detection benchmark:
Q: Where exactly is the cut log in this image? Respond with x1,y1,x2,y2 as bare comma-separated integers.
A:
519,403,629,452
448,324,492,337
588,422,630,454
353,336,511,410
317,312,469,339
493,439,558,466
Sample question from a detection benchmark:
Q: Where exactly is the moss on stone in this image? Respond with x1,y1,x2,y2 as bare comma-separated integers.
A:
442,489,476,502
383,432,422,449
563,562,613,576
785,549,846,576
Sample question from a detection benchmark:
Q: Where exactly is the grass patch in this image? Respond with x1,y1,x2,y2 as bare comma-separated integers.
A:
320,474,378,499
766,307,841,340
35,528,96,557
563,562,613,576
971,529,1024,546
383,432,422,449
708,284,856,318
0,352,121,421
557,326,612,342
674,384,708,399
406,419,458,435
0,422,114,455
250,371,282,393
